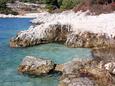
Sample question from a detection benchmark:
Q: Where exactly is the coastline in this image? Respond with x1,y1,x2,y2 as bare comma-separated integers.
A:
0,13,40,18
1,10,115,86
10,10,115,48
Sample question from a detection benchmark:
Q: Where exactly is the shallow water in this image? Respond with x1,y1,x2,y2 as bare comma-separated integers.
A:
0,18,92,86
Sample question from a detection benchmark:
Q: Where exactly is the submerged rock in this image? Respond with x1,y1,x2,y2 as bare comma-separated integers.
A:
18,56,55,75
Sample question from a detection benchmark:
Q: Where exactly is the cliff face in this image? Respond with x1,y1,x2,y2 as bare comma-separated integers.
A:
10,11,115,48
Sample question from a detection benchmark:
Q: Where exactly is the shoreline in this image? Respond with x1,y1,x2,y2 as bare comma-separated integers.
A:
0,13,40,18
1,10,115,86
10,11,115,48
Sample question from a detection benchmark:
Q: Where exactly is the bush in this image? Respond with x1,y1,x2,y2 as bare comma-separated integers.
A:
44,0,84,11
0,0,18,15
0,0,85,14
0,7,18,15
57,0,62,7
60,0,84,9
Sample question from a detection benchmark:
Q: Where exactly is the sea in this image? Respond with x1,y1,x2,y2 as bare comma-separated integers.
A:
0,18,92,86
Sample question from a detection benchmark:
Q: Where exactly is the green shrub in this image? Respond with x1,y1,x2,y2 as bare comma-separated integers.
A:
57,0,62,8
0,0,18,15
0,7,18,15
45,4,54,12
61,0,84,9
0,0,85,14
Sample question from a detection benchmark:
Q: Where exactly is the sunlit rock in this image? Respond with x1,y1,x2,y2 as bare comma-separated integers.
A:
10,23,72,47
104,62,115,75
18,56,55,76
55,64,64,72
18,55,113,85
65,32,112,48
58,64,112,86
92,48,115,62
58,58,112,86
10,11,115,48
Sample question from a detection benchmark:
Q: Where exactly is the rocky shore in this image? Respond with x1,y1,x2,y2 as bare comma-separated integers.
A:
18,56,55,76
18,49,115,86
9,10,115,86
10,11,115,48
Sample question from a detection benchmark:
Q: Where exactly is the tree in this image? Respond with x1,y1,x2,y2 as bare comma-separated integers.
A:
61,0,83,9
0,0,18,14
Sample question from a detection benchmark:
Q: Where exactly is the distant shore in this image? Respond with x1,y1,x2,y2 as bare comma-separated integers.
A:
0,13,39,18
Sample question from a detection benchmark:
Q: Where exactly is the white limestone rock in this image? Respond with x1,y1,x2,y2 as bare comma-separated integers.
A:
104,62,115,74
10,11,115,48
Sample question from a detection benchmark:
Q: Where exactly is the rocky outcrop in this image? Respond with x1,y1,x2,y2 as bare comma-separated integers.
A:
10,24,72,47
18,56,55,75
62,58,92,74
18,55,114,86
59,76,97,86
10,29,114,48
55,58,112,86
92,48,115,75
10,11,115,48
104,62,115,75
92,48,115,85
65,32,113,48
92,48,115,62
55,64,64,72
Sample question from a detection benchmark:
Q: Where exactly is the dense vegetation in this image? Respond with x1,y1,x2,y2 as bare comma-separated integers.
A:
20,0,84,9
0,0,18,15
44,0,84,10
0,0,84,14
0,0,115,14
19,0,44,3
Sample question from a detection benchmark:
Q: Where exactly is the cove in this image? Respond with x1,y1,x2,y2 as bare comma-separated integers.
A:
0,18,92,86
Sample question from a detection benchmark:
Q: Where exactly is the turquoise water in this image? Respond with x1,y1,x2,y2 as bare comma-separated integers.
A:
0,18,92,86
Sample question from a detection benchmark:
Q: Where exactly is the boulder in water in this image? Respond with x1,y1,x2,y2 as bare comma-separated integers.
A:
18,56,55,76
